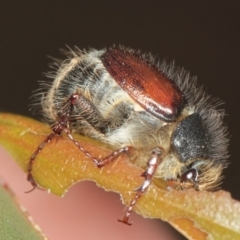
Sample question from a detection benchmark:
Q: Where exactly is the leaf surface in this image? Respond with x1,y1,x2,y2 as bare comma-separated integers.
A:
0,113,239,240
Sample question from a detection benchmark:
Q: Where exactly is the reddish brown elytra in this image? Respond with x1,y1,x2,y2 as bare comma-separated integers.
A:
102,47,186,122
29,45,228,225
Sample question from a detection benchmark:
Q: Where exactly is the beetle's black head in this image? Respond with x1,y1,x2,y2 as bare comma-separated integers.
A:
171,106,229,170
171,113,210,163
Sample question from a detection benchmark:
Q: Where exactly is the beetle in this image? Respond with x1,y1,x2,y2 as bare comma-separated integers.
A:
28,45,228,225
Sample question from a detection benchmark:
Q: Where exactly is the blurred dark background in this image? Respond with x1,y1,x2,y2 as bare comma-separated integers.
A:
0,1,239,238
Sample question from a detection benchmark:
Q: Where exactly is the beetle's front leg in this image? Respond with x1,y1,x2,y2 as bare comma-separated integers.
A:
118,147,163,225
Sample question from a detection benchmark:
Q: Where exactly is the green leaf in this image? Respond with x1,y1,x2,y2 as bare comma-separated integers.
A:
0,178,46,240
0,113,240,240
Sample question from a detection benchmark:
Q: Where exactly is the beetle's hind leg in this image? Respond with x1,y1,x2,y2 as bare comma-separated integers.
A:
26,93,105,191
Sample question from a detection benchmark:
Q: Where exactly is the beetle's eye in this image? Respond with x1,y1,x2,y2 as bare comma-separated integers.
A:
181,168,198,182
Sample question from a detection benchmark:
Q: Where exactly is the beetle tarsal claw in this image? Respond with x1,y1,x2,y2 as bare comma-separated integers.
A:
118,217,133,226
25,173,45,193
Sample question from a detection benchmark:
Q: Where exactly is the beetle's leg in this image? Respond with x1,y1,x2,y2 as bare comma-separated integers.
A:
93,146,136,167
118,147,163,225
26,132,56,193
26,93,97,191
